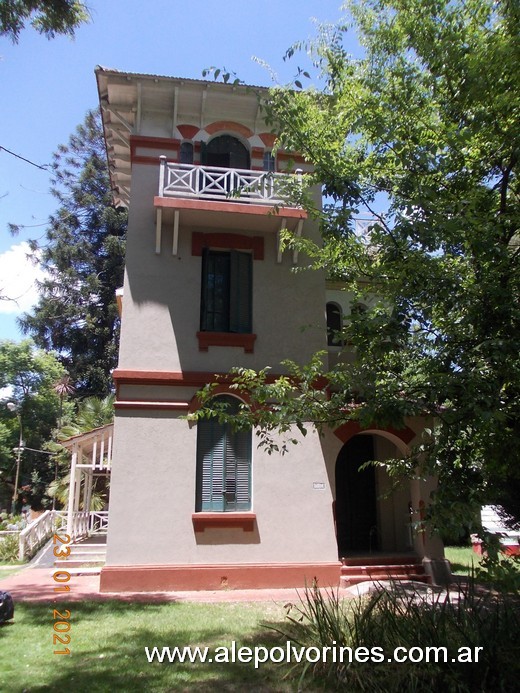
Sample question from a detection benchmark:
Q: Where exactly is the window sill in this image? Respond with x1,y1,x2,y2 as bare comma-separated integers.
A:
197,332,256,353
192,512,256,532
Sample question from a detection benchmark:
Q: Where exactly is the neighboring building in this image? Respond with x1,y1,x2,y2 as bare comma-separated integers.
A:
95,67,446,592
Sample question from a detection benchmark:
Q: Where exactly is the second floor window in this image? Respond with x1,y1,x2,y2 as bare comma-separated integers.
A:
263,151,275,173
180,141,194,164
200,249,252,333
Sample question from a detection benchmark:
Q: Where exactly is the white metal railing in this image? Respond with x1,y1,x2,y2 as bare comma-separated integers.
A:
159,158,301,205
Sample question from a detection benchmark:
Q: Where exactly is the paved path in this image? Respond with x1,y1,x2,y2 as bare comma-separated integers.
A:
0,565,311,604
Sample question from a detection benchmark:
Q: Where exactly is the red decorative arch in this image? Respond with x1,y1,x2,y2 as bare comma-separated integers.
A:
188,386,252,414
333,420,416,445
205,121,254,138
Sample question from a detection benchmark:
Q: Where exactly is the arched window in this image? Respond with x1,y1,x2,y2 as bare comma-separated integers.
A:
326,302,343,346
196,395,252,512
180,141,193,164
203,135,250,170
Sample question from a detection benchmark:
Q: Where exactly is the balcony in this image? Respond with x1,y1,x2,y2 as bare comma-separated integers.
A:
159,158,298,205
154,158,307,250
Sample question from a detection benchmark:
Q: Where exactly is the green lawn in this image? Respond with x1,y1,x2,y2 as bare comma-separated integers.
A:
0,566,24,580
444,545,481,575
0,600,303,692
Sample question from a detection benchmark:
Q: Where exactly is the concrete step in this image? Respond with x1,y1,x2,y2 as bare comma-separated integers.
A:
341,555,421,567
340,557,428,587
55,558,105,569
341,564,424,577
340,573,429,587
63,566,102,576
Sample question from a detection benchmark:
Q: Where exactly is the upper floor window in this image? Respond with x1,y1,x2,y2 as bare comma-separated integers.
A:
326,302,343,346
203,135,250,170
200,249,252,334
263,151,275,173
180,141,194,164
196,395,252,512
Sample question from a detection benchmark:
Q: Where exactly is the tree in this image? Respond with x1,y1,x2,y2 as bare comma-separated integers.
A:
18,109,127,396
198,0,520,533
0,0,89,42
0,339,67,510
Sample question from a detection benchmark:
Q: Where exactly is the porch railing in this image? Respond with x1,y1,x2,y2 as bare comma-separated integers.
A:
68,511,90,542
18,510,58,560
89,511,109,534
158,159,301,206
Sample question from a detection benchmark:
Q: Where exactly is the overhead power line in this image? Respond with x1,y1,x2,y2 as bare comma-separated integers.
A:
0,145,49,171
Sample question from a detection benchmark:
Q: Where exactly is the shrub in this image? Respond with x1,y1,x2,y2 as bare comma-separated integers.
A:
277,580,520,691
0,534,21,563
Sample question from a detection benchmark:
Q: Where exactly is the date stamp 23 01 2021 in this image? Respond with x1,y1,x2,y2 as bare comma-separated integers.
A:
52,532,72,655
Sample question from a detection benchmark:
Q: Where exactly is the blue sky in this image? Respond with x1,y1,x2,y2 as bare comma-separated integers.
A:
0,0,351,341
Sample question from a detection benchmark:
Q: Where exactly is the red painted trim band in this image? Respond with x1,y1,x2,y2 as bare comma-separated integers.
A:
192,513,256,532
192,231,264,259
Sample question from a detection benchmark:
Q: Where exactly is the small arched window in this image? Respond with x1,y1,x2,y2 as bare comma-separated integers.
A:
180,141,194,164
326,302,343,346
196,395,252,512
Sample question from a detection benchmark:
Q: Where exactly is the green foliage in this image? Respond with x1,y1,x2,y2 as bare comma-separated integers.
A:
0,0,89,42
280,581,520,691
19,110,127,396
0,339,66,507
476,551,520,592
0,533,20,562
199,0,520,532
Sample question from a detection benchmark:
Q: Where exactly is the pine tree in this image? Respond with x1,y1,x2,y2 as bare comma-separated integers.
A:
19,109,127,396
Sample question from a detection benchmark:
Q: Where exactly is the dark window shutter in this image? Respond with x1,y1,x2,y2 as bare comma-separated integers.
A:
229,250,252,333
196,396,252,512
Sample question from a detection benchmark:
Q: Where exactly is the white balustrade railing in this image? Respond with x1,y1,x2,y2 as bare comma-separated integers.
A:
18,510,56,560
4,509,108,561
159,159,300,205
68,511,90,542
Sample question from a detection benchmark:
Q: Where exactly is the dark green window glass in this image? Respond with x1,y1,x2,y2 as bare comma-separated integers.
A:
200,249,252,333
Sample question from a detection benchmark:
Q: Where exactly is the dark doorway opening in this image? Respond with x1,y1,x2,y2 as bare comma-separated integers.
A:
204,135,250,170
335,434,378,555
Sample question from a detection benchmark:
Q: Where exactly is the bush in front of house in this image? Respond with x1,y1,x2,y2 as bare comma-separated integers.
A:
276,579,520,692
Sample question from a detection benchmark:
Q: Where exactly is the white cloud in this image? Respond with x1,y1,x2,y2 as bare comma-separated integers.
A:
0,242,46,314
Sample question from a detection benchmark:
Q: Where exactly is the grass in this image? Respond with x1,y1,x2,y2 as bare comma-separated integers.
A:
444,545,481,575
0,566,24,580
0,600,300,692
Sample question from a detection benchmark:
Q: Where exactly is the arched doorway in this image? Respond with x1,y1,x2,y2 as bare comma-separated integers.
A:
335,434,378,555
204,135,250,170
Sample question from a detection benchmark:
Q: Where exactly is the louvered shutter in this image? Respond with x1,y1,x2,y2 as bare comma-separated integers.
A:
229,250,252,333
196,416,225,511
228,427,252,510
196,396,252,512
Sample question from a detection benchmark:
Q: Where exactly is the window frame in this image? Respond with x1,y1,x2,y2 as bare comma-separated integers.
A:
195,395,252,513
